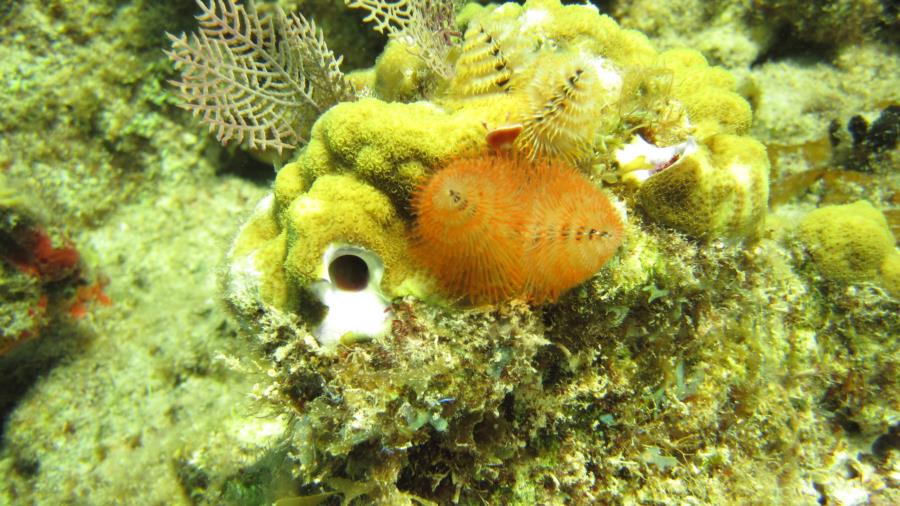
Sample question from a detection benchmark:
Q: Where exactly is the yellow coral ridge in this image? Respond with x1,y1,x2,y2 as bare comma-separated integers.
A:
880,252,900,298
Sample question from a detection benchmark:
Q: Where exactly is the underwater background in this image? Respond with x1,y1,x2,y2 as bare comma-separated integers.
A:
0,0,898,504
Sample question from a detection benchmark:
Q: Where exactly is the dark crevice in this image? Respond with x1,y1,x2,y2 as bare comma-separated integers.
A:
752,25,836,67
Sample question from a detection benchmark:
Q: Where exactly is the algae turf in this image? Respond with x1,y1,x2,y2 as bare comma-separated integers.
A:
236,219,899,504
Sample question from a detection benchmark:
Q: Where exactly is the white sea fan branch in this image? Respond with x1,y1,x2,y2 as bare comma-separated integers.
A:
346,0,462,79
166,0,355,153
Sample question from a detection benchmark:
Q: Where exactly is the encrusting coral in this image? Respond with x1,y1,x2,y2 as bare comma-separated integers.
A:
797,200,899,288
633,133,769,239
158,0,900,504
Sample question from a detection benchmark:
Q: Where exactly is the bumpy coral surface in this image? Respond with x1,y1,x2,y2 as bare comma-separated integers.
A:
634,133,769,238
798,200,899,288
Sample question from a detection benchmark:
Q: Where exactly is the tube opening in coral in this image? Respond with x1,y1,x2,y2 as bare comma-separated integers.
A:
328,254,370,291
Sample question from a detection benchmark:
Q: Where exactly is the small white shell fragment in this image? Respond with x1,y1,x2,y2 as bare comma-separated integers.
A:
616,135,698,184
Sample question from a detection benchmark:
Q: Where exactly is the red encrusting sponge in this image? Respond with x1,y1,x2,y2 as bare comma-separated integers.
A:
411,154,625,305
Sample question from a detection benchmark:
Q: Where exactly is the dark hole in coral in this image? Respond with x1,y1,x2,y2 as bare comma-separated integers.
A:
500,392,516,422
830,104,900,172
534,345,574,391
834,412,862,435
11,456,39,479
329,254,370,291
345,440,385,478
541,474,559,492
616,465,634,480
871,422,900,459
813,481,827,505
828,119,843,147
473,412,508,447
285,371,326,408
173,458,210,504
846,106,900,154
848,115,870,146
865,104,900,152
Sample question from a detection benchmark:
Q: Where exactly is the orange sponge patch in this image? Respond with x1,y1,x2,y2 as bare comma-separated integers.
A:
411,155,624,305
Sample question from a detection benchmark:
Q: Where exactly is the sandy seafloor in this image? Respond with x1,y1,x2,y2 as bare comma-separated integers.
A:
0,0,898,505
